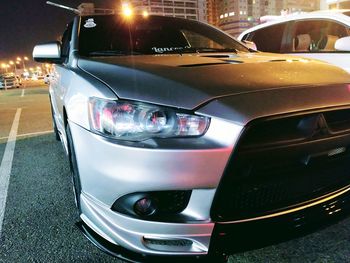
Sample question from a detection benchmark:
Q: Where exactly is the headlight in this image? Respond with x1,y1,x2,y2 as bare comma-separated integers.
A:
88,97,210,141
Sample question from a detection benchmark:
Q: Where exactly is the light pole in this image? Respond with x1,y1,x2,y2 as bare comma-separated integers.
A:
17,56,29,70
9,61,17,73
1,63,8,73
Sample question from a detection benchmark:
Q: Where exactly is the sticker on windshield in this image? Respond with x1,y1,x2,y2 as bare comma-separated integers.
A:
152,46,189,54
84,18,96,28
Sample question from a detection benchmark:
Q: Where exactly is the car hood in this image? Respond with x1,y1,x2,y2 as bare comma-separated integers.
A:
78,52,350,110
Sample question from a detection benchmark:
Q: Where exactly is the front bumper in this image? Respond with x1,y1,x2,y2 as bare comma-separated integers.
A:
68,115,350,259
68,119,240,256
78,185,350,262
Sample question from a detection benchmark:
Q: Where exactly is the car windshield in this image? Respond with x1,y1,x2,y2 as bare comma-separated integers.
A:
79,15,249,56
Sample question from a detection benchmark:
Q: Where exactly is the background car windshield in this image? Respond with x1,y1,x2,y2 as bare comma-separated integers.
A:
79,15,248,56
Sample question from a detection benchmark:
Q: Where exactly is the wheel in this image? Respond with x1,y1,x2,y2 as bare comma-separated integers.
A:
49,98,60,141
66,123,82,215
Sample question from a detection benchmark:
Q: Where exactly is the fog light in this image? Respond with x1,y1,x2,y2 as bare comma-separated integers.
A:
111,190,192,221
134,197,157,216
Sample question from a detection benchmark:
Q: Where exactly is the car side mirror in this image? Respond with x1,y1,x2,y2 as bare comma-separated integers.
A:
241,40,257,51
33,41,62,63
335,36,350,52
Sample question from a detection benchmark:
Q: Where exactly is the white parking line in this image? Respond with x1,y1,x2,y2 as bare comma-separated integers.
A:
0,108,21,237
0,130,53,141
21,89,25,97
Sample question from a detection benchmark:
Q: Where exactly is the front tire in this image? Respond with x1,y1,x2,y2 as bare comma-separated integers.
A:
66,123,82,215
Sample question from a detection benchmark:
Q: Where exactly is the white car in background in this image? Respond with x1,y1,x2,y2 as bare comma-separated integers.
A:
238,10,350,72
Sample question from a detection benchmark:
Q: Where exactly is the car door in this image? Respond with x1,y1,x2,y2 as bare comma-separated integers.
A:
50,22,73,136
284,19,350,73
240,21,291,53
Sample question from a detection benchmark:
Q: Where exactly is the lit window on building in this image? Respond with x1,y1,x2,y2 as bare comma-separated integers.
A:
187,15,197,20
185,2,196,8
174,1,185,7
150,7,163,12
175,8,185,13
164,8,173,13
186,8,196,14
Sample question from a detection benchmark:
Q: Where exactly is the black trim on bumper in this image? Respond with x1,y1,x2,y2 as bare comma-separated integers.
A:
209,187,350,254
76,221,226,263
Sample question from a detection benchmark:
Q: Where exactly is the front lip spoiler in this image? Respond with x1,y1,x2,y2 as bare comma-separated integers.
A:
210,185,350,254
76,221,224,263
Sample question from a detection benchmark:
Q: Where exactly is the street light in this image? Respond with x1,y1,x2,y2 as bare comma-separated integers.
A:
9,61,17,73
45,63,51,73
16,56,29,70
121,3,133,19
1,63,8,73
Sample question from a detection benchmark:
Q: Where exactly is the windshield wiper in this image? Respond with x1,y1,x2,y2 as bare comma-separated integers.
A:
88,50,143,56
183,47,239,53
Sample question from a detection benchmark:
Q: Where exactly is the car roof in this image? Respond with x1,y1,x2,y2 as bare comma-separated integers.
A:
239,10,350,38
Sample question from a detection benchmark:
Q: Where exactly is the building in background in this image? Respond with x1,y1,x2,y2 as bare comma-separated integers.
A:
208,0,320,37
324,0,350,9
127,0,207,22
120,1,324,37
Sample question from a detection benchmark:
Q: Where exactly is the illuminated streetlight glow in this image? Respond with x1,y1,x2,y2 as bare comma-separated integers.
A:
16,56,29,70
142,10,149,18
122,3,133,18
1,63,8,73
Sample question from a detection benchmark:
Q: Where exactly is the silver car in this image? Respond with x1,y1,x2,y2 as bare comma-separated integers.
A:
33,13,350,262
0,73,20,89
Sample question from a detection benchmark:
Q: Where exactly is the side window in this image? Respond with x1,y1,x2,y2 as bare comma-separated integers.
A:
290,19,350,53
248,22,288,53
61,22,73,61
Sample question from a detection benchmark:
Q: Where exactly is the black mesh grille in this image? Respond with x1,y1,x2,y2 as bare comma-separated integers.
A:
211,108,350,221
154,191,192,214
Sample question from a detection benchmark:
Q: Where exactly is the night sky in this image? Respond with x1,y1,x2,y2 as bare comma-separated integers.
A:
0,0,117,63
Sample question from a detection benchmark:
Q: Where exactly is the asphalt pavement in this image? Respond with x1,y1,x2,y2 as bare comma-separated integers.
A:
0,85,120,263
1,84,350,262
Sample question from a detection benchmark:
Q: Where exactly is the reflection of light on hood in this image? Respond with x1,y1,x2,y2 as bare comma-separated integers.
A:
299,59,309,63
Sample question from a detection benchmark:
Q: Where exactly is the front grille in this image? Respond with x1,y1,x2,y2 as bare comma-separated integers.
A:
211,108,350,221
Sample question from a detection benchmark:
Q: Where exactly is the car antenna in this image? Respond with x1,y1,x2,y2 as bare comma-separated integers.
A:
46,1,80,14
46,1,115,15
